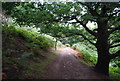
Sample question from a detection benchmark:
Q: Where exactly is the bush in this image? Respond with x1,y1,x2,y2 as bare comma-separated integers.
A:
73,42,97,66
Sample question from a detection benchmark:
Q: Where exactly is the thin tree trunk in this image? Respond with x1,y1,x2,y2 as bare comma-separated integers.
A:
55,38,57,50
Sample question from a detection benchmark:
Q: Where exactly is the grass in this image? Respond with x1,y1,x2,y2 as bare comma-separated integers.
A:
19,50,57,79
2,24,56,79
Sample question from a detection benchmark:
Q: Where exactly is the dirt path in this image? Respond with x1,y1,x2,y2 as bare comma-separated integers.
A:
45,47,109,79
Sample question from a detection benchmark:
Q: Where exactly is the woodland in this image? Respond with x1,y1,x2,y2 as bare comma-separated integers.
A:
1,1,120,80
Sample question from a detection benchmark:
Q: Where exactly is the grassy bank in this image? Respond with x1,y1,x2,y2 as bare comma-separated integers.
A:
73,43,120,81
2,24,56,79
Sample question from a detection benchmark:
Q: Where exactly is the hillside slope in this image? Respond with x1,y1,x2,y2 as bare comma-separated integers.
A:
2,24,56,79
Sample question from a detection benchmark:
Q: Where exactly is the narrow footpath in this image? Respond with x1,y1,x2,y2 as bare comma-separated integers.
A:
45,47,110,80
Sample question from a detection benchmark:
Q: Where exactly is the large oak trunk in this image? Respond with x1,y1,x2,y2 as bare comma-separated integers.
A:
95,37,110,75
95,49,110,75
95,21,111,76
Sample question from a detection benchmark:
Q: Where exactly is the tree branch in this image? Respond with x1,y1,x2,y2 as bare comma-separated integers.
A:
100,5,109,17
76,2,100,16
109,18,120,27
58,14,97,37
110,44,120,48
108,12,119,20
107,7,120,20
109,26,120,34
74,32,96,46
110,50,120,59
87,18,97,22
110,40,120,45
74,17,97,37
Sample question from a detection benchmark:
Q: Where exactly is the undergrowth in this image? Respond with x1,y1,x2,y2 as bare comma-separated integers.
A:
73,42,120,81
73,43,97,66
2,24,56,79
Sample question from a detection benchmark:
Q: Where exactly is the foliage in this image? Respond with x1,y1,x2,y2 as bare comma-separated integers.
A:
2,24,55,79
2,1,120,77
74,42,120,80
73,42,97,66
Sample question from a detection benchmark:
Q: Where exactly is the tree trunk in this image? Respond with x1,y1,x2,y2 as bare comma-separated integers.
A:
95,48,110,75
95,38,110,75
55,38,57,50
95,20,110,76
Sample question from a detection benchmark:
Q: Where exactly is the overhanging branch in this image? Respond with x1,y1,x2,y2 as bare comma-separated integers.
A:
110,50,120,59
74,17,97,37
76,2,100,16
110,44,120,48
110,40,120,45
74,32,96,46
108,12,119,20
56,15,97,38
109,26,120,34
